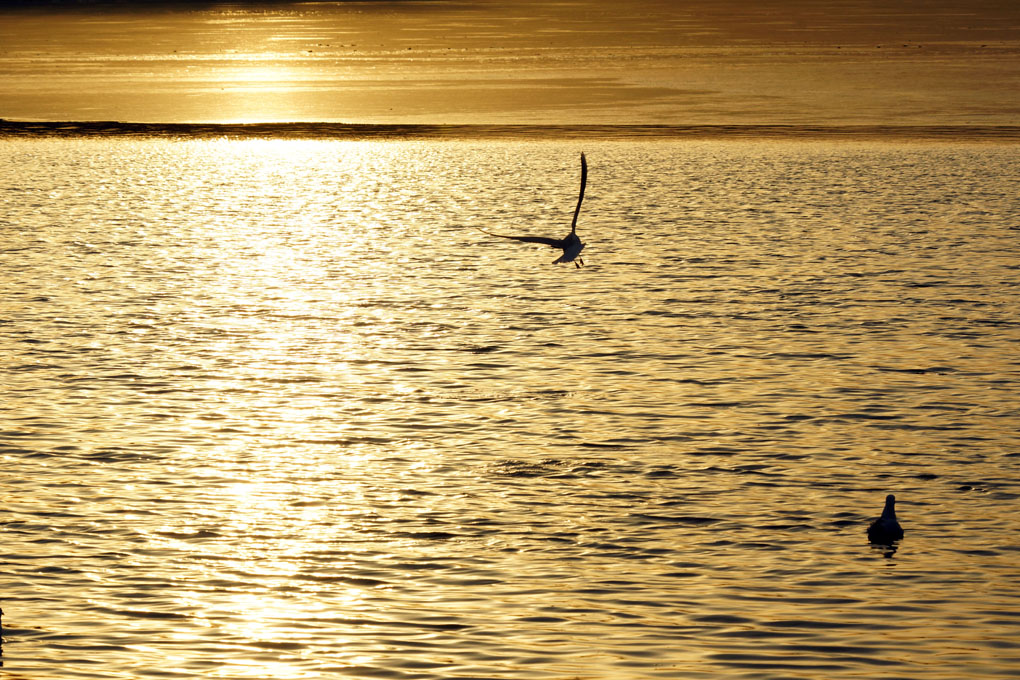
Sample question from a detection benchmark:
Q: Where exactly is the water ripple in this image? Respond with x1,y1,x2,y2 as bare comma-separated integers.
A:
1,137,1019,679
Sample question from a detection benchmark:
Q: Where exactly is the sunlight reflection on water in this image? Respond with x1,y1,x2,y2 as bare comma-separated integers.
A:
3,1,1020,124
2,136,1020,679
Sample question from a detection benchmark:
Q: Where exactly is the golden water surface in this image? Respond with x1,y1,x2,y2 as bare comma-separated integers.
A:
1,137,1019,679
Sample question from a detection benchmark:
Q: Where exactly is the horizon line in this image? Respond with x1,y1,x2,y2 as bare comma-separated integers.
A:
4,119,1020,141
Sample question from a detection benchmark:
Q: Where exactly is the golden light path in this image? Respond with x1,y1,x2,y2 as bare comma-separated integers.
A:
1,0,1019,124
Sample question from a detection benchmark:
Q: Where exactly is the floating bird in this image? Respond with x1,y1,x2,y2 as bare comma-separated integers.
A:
478,152,587,267
867,494,904,544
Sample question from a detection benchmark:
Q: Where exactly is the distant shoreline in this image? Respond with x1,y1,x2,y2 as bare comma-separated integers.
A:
3,120,1020,141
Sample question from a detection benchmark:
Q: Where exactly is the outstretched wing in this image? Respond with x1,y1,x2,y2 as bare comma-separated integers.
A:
477,228,563,248
571,152,587,232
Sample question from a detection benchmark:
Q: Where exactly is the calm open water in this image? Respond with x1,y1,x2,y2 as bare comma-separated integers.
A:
2,135,1019,679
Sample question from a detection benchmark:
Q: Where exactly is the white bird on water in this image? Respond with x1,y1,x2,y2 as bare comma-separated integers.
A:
478,152,587,268
867,494,904,544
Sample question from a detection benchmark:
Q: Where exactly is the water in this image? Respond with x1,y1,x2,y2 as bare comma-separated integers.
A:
3,1,1020,125
2,135,1020,679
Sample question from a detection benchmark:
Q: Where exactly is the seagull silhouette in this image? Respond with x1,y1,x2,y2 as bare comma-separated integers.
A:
867,494,904,544
478,152,587,267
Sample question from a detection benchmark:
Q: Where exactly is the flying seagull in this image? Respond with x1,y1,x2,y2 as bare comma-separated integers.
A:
867,494,904,544
478,152,587,267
